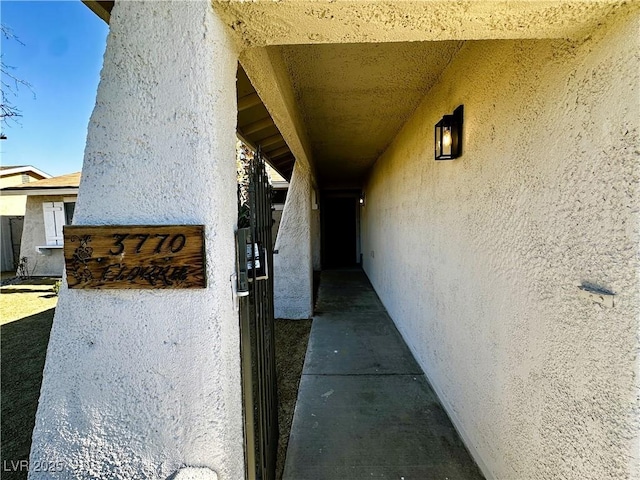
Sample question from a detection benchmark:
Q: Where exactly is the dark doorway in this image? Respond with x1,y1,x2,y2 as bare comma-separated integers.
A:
322,195,358,268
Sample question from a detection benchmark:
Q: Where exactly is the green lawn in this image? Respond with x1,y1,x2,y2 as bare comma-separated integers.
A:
1,308,55,480
0,279,59,325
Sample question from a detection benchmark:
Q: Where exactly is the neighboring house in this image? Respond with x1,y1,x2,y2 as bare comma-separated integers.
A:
0,165,51,271
0,172,80,276
266,163,288,245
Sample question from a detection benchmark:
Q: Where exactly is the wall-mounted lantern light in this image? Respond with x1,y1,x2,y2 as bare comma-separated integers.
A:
435,105,463,160
359,192,365,206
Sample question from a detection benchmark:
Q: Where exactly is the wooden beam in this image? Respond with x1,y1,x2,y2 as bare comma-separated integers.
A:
271,155,295,169
257,134,284,149
241,117,274,136
265,146,290,158
81,0,113,24
237,92,262,112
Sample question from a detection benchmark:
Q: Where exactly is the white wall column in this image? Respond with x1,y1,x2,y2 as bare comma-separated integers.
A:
274,161,314,319
28,2,243,479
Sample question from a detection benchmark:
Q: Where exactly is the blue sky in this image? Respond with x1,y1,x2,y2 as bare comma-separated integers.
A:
1,1,109,177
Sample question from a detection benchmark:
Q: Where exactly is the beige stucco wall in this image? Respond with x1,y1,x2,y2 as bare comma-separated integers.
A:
0,173,33,216
362,8,639,480
18,196,68,277
0,172,48,214
0,172,34,188
0,195,27,216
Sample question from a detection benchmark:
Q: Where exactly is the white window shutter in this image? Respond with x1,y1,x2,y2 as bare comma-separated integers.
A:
43,202,65,246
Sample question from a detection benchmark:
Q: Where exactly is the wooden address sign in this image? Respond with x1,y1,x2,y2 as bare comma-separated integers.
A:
63,225,206,289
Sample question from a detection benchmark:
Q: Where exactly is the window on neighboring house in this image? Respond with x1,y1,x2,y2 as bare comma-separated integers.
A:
42,201,75,246
64,202,75,226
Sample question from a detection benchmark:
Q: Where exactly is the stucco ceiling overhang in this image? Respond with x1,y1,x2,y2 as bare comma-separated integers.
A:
214,0,627,47
85,0,629,188
214,0,627,187
277,40,463,186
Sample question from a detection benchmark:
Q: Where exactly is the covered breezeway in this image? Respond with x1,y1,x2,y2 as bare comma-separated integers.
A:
28,2,640,480
283,269,485,479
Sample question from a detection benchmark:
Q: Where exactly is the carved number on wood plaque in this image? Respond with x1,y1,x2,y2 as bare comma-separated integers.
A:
63,225,206,289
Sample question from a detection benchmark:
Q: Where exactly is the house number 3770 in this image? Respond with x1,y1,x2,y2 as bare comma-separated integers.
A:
109,233,187,255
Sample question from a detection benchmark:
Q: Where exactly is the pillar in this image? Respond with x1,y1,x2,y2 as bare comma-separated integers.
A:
28,2,243,479
273,161,314,319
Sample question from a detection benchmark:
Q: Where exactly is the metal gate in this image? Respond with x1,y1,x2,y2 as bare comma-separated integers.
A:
237,147,278,480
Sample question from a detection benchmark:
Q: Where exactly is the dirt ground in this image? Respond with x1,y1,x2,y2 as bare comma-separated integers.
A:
275,318,313,480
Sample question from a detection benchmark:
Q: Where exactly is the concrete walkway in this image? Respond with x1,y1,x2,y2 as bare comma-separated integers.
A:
283,269,484,480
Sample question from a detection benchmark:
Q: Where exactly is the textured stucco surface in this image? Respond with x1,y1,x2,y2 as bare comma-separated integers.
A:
214,0,625,48
28,2,244,479
169,467,218,480
19,196,67,276
279,41,462,186
224,0,628,189
274,160,314,319
362,8,639,480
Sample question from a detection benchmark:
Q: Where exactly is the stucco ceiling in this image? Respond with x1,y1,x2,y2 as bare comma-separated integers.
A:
278,41,462,186
83,0,627,187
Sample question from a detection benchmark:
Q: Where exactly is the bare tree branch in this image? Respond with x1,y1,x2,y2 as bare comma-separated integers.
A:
1,24,35,134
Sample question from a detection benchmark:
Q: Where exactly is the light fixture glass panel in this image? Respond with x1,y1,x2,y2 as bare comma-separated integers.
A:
442,127,452,156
